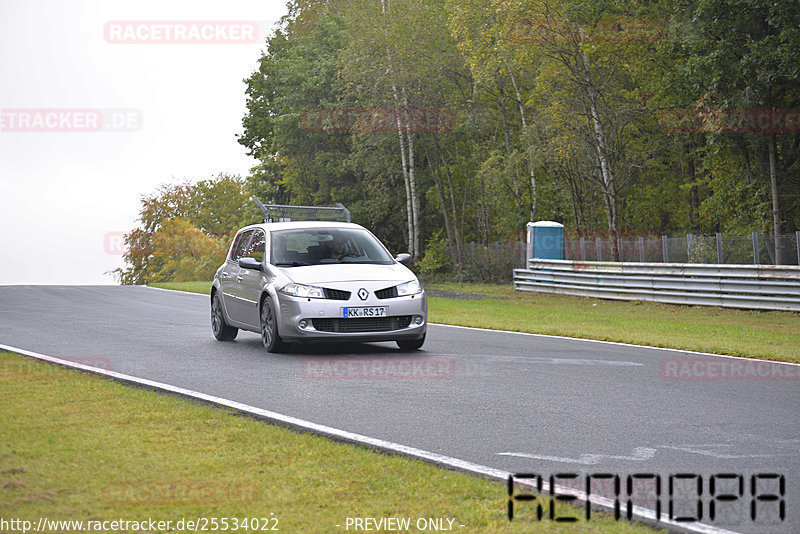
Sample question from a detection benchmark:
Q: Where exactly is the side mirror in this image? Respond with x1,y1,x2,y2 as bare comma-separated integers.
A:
238,257,263,271
395,253,412,264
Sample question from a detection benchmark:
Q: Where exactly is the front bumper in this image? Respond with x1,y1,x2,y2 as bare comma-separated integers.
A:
276,290,427,343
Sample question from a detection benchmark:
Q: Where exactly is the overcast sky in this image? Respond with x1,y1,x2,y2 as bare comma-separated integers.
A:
0,0,287,284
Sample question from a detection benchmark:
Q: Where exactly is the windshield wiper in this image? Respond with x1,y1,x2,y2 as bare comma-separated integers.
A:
274,261,310,267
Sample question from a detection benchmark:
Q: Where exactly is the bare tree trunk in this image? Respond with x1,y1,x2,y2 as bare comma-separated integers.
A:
433,170,454,248
768,133,782,263
601,192,619,260
581,51,619,260
432,133,462,265
382,0,415,257
507,65,537,222
392,94,414,257
426,146,454,252
495,71,522,214
441,150,463,265
405,127,421,257
402,88,421,258
685,141,699,232
479,175,490,244
561,159,586,233
451,136,469,265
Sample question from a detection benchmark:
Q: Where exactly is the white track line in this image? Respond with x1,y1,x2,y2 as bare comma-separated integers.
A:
0,342,740,534
144,284,799,367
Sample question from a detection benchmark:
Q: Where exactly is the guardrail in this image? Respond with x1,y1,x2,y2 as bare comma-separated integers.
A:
513,259,800,311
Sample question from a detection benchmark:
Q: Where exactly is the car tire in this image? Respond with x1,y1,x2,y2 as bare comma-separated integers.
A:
397,334,425,351
260,297,286,353
211,292,238,341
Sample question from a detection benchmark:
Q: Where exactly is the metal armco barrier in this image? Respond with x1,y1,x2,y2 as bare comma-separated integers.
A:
513,259,800,311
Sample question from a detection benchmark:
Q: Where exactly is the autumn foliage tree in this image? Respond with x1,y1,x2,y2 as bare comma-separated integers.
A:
116,175,257,284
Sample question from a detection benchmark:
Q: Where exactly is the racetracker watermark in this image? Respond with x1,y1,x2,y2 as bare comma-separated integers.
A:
0,517,278,534
301,356,455,380
104,481,259,505
104,232,129,255
659,109,800,134
104,21,259,44
0,357,112,381
508,18,663,44
660,358,799,381
0,109,142,132
300,108,455,133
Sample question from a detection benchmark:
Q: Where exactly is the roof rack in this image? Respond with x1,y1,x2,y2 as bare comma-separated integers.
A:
252,198,351,224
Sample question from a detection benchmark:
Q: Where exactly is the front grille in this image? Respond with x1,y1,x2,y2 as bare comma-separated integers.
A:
375,286,399,299
323,288,351,300
312,316,412,333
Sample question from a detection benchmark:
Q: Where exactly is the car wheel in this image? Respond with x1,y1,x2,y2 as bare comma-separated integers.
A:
397,334,425,351
260,297,286,353
211,292,238,341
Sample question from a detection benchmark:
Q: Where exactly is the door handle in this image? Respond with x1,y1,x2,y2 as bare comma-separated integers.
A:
236,275,244,282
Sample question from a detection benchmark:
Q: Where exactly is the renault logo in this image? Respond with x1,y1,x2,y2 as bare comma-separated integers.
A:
358,288,369,301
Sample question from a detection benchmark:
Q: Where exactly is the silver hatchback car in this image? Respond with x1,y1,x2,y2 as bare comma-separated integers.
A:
211,218,427,352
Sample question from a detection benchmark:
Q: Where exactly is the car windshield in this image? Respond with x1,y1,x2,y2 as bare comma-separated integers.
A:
270,228,394,267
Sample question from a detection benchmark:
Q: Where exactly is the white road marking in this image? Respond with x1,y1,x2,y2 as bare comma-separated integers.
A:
498,447,657,465
485,355,644,366
658,444,792,459
434,353,644,366
0,342,740,534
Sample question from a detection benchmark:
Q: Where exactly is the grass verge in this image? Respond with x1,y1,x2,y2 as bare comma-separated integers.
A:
0,351,661,533
151,281,800,363
425,283,800,363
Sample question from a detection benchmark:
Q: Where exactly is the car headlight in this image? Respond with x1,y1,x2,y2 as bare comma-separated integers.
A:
279,283,325,299
396,280,422,296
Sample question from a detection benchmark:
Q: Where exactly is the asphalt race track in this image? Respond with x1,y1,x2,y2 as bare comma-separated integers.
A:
1,285,798,534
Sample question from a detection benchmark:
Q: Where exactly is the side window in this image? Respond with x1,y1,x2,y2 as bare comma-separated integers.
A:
244,229,265,263
229,230,253,262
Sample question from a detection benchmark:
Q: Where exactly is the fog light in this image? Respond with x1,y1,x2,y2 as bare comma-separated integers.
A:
299,319,308,329
414,316,423,325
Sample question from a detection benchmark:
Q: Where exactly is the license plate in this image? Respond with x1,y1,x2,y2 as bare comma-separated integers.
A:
343,306,387,318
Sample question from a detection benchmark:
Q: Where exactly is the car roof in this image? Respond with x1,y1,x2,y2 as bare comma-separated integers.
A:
238,221,367,233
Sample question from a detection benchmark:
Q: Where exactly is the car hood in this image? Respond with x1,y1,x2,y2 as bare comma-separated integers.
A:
279,263,414,285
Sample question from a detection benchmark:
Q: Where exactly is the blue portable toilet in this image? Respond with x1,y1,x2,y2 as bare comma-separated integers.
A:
527,221,564,260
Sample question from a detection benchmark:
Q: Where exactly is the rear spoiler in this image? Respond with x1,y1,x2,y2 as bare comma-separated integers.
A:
252,198,351,224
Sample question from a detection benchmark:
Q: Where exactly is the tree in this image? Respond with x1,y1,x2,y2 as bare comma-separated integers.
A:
445,0,543,224
339,0,468,258
230,0,798,278
675,0,800,261
115,175,253,284
148,218,227,283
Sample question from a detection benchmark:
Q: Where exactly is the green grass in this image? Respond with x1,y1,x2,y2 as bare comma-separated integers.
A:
425,283,800,363
0,351,661,533
151,281,800,363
